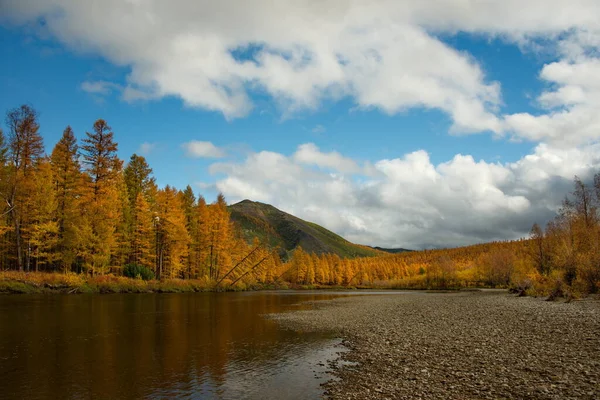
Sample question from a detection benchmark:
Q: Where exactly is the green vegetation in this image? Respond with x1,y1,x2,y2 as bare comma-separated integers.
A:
123,264,155,280
229,200,381,259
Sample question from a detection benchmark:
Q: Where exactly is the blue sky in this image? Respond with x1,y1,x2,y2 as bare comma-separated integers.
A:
0,25,540,189
2,1,600,249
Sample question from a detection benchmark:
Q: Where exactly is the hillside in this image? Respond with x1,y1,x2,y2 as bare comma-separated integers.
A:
229,200,382,259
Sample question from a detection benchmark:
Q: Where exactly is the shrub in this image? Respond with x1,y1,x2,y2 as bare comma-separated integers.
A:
123,264,155,281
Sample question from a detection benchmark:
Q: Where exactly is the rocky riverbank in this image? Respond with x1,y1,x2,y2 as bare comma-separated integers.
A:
273,291,600,399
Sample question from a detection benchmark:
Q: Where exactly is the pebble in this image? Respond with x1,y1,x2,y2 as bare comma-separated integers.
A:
273,291,600,399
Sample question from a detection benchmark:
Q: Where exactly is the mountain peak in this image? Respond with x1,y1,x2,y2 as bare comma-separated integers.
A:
228,200,382,260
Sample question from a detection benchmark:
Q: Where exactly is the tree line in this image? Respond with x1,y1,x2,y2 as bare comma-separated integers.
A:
1,104,598,295
280,180,600,296
0,104,276,284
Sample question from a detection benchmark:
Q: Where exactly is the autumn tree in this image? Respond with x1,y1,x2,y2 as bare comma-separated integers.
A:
50,126,81,271
123,154,156,267
79,119,123,274
190,195,211,278
529,223,550,276
0,129,10,269
155,186,190,279
131,193,154,268
180,186,197,278
4,105,45,270
207,194,234,281
27,159,58,270
123,154,155,206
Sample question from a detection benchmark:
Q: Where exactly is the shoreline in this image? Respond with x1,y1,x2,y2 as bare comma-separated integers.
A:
272,291,600,399
0,271,492,295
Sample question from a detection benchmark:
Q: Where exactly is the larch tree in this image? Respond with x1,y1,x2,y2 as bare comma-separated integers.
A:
155,186,190,279
529,223,549,276
28,158,58,271
5,105,44,271
123,154,155,205
180,185,197,278
50,126,81,272
0,129,10,269
79,119,123,274
123,154,156,266
192,195,210,278
131,192,154,268
207,194,235,281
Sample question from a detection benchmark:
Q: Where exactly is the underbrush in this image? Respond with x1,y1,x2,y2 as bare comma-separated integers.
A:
511,271,600,301
0,271,229,294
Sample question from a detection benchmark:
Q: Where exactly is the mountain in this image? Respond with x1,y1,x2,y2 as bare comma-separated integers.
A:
228,200,382,259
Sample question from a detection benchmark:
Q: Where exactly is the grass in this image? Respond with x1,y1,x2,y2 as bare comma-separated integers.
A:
0,271,236,295
0,271,499,296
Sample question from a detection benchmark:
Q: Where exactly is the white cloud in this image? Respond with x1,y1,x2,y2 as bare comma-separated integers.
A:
6,1,600,141
5,0,600,247
0,0,536,133
293,143,360,174
138,142,156,155
80,80,120,95
209,142,600,249
503,55,600,145
183,141,226,158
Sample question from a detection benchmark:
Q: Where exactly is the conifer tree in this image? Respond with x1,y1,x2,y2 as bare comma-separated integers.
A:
131,193,154,268
5,105,44,270
79,119,123,274
180,186,197,278
28,159,58,271
123,154,156,265
50,126,81,271
155,186,190,279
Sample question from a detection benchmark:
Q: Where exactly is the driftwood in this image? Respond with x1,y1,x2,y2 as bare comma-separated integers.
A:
229,256,269,287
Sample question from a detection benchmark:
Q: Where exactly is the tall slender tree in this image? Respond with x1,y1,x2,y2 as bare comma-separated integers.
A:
123,154,156,265
5,105,44,270
50,126,81,271
79,119,123,274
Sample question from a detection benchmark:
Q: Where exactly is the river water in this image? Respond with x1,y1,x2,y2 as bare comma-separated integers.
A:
0,291,360,399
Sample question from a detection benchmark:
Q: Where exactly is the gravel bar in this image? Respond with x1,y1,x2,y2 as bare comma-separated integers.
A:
272,291,600,399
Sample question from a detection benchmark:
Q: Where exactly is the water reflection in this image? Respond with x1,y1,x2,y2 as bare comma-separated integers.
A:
0,292,349,399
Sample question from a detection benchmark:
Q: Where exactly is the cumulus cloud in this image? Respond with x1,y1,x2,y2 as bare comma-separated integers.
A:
0,0,564,132
504,55,600,145
208,142,600,249
5,0,600,246
183,141,226,158
5,1,600,141
293,143,360,174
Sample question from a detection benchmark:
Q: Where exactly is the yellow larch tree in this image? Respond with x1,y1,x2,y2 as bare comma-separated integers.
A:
79,119,123,275
50,126,81,272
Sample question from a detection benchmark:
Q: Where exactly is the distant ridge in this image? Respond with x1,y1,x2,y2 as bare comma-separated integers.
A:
371,246,412,254
229,199,383,260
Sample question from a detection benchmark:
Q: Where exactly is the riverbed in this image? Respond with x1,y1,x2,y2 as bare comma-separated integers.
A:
273,290,600,399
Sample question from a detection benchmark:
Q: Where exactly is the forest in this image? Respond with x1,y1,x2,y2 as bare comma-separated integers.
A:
0,104,598,297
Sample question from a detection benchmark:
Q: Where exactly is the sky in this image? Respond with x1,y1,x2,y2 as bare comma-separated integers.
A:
1,1,600,249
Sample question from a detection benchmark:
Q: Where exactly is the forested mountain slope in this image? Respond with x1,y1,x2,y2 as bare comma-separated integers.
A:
229,200,382,260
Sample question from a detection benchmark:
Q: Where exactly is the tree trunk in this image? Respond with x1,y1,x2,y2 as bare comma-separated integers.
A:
10,194,22,271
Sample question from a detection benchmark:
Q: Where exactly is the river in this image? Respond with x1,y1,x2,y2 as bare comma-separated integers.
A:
0,291,360,399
